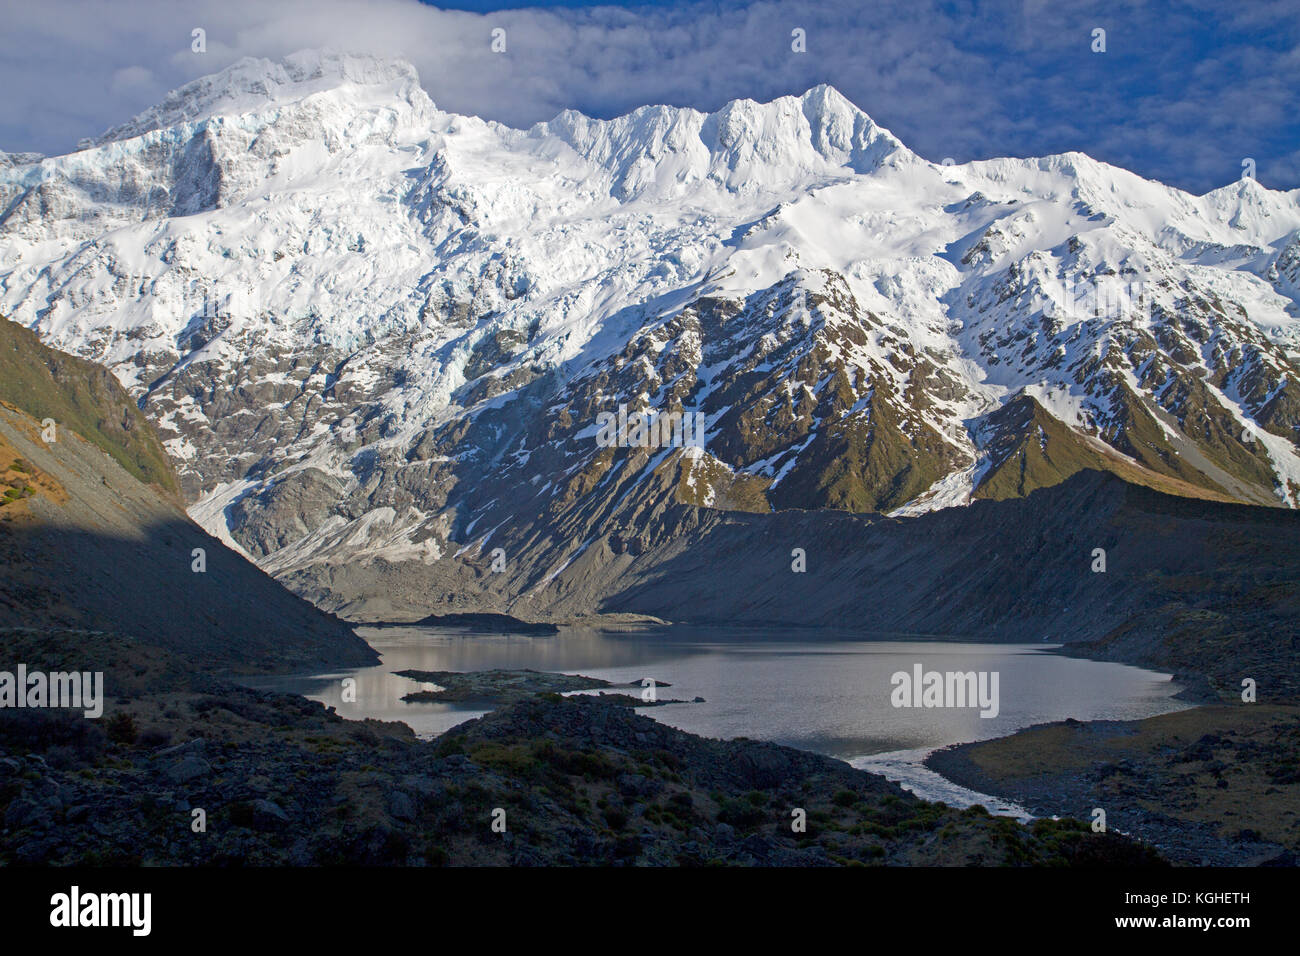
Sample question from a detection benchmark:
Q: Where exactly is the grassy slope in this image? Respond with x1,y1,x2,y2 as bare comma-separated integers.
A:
975,395,1242,505
0,315,178,495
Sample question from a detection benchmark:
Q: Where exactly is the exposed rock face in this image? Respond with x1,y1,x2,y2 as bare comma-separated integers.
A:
3,52,1300,620
227,467,347,556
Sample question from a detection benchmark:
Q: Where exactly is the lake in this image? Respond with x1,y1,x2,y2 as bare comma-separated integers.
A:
249,625,1193,817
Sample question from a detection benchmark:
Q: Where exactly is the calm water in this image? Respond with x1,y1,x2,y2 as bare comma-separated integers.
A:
250,625,1193,816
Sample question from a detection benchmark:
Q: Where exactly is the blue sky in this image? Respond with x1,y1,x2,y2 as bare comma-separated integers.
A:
2,0,1297,194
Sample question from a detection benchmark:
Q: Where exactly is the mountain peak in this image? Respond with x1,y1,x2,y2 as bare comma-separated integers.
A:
532,83,907,199
798,82,859,116
7,48,1300,602
95,49,423,146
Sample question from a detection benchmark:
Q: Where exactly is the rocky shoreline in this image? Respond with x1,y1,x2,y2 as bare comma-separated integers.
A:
393,668,699,707
0,627,1160,867
911,586,1300,867
375,613,561,635
925,707,1300,866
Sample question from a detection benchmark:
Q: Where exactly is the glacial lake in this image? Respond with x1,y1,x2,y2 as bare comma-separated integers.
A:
249,625,1194,817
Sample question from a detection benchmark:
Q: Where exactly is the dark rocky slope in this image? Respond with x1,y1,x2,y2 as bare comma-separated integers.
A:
290,469,1300,660
927,705,1300,866
0,315,376,672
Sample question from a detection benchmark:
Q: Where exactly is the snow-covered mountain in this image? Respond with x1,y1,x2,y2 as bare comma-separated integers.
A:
3,50,1300,614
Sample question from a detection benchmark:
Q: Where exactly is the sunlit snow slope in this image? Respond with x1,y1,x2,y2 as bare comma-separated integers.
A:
3,50,1300,595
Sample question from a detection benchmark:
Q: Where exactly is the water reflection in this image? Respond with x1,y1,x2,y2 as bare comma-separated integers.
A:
247,624,1192,758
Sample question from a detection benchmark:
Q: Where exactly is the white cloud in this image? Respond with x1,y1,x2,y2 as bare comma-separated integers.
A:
110,65,156,97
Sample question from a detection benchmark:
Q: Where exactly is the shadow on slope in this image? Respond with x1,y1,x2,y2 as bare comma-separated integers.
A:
589,471,1300,696
0,518,377,673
